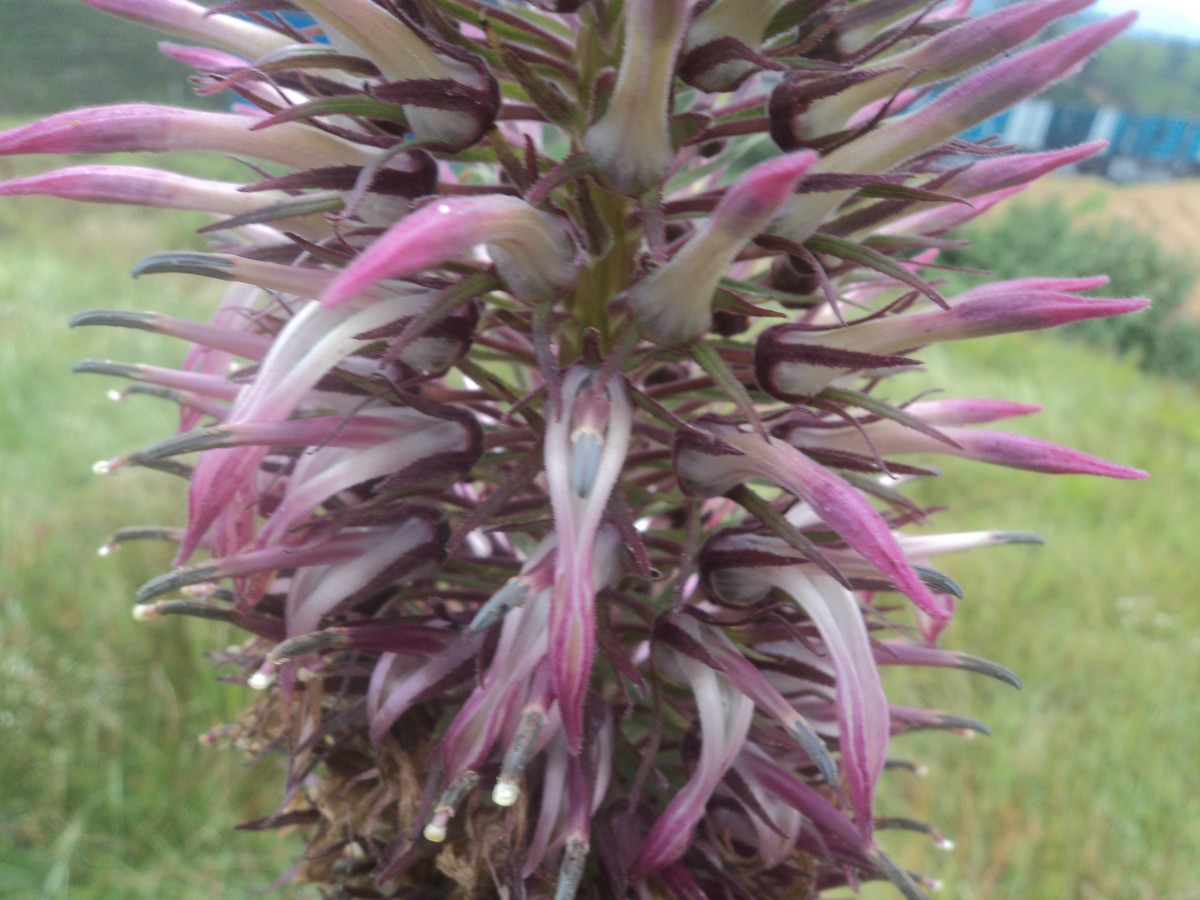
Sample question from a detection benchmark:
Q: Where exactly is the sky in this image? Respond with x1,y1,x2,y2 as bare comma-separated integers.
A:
1093,0,1200,41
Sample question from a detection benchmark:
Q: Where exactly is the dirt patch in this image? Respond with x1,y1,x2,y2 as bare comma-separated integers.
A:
1016,176,1200,312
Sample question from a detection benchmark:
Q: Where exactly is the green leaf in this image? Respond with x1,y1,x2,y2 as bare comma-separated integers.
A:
806,232,948,307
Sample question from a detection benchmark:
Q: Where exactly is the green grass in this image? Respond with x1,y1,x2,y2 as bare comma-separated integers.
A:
853,336,1200,899
0,162,303,898
1,172,1198,898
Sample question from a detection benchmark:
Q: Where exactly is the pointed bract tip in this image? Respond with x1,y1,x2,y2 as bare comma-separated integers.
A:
267,628,348,665
914,565,964,599
74,359,141,378
786,719,839,788
864,847,930,900
132,251,235,280
937,713,992,736
954,653,1022,690
995,531,1045,546
135,564,218,604
69,309,158,331
718,150,820,227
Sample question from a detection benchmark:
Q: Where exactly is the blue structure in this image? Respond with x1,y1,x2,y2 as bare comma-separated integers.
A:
236,10,329,43
961,99,1200,178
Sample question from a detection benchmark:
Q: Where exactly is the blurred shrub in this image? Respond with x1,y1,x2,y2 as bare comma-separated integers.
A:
944,199,1200,383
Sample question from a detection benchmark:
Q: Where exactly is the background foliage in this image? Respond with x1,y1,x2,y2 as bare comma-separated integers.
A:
0,2,212,115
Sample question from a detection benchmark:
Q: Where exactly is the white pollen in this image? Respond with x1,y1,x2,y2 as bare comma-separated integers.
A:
937,837,956,852
92,460,112,476
97,545,112,557
132,603,155,621
107,389,123,402
248,670,275,690
492,780,520,807
437,203,451,214
423,822,447,843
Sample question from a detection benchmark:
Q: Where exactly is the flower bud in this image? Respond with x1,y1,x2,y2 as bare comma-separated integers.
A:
629,152,816,344
322,196,579,307
583,0,689,195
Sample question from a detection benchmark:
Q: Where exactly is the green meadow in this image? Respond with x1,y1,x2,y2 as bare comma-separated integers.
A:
1,167,1198,898
0,162,302,898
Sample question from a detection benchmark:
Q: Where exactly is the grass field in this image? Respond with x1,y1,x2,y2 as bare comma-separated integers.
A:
1,168,1198,898
858,334,1200,899
0,164,304,898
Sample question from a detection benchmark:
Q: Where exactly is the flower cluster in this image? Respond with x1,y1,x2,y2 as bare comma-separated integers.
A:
4,1,1146,896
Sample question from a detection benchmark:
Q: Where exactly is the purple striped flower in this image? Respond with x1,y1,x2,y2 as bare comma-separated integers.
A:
9,1,1145,896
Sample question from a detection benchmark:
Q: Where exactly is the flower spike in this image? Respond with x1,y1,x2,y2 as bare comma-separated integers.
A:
629,151,818,345
18,0,1150,895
